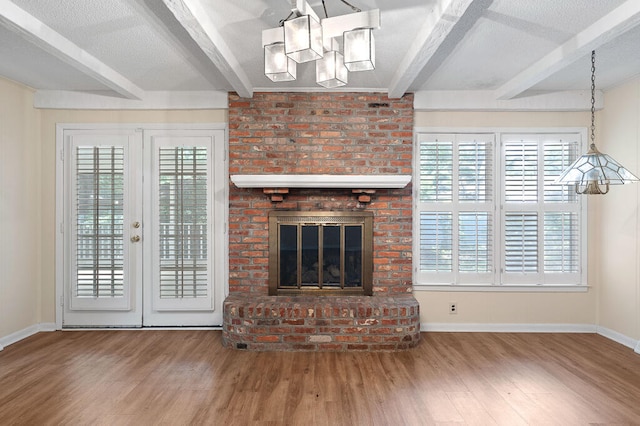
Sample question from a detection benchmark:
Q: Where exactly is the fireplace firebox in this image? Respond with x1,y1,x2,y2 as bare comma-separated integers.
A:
268,211,373,296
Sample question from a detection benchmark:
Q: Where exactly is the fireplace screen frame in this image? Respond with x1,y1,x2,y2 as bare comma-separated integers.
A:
268,210,373,296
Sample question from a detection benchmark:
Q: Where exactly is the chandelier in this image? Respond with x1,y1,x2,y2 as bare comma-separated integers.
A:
262,0,380,88
555,50,639,194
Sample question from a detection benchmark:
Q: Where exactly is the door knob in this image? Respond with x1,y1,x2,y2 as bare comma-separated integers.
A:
133,221,141,228
131,235,141,243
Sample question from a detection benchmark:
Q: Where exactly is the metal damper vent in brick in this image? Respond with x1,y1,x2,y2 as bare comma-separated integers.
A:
268,211,373,296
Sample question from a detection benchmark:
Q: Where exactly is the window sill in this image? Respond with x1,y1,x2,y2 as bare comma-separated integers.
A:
413,284,589,293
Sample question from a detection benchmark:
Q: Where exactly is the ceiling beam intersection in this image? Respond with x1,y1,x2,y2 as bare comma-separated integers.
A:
495,0,640,100
387,0,478,99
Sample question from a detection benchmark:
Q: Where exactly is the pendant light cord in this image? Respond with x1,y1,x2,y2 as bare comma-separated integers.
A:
591,50,596,146
338,0,361,13
321,0,362,18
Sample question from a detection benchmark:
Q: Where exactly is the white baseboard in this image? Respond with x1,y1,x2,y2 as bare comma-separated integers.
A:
0,323,57,351
421,323,639,354
421,323,597,333
596,326,639,350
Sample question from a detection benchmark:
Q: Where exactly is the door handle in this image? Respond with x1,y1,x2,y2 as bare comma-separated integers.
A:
131,235,141,243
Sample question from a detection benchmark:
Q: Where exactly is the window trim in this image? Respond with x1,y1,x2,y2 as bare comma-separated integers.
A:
413,127,588,292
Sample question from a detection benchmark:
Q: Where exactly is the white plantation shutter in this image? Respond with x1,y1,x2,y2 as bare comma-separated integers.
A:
459,212,492,273
419,212,453,272
158,147,209,299
458,139,493,282
504,140,538,202
419,139,453,202
501,134,582,285
543,139,580,277
544,212,579,273
149,135,214,312
415,130,585,287
504,212,538,273
459,140,491,202
416,133,495,285
544,140,579,203
75,146,125,298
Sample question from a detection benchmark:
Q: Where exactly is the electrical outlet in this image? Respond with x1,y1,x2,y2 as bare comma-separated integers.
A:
449,303,457,314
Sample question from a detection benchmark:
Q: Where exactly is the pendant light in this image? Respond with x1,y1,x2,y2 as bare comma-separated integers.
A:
264,40,297,82
344,27,375,71
262,0,380,87
555,50,639,194
284,14,323,63
316,39,348,88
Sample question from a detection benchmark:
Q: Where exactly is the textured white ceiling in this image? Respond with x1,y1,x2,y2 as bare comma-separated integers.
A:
418,0,629,91
1,0,639,107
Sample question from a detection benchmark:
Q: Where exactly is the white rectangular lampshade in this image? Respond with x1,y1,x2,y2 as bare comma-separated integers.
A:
265,43,296,82
284,15,323,63
316,51,348,88
344,28,375,71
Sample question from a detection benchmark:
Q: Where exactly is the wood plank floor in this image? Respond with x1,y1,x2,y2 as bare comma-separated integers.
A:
1,331,639,425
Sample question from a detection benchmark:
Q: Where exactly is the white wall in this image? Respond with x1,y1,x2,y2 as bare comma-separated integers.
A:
598,78,640,341
0,78,42,339
413,110,598,328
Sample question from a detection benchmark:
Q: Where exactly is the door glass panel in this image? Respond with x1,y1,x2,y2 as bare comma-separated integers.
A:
158,147,209,299
301,225,318,286
323,225,341,287
75,146,125,298
279,225,298,287
344,225,362,287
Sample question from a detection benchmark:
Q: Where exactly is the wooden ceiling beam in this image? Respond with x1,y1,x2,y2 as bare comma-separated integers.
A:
0,0,144,100
162,0,253,98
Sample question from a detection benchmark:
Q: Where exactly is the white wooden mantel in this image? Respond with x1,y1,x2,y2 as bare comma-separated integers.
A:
230,174,412,203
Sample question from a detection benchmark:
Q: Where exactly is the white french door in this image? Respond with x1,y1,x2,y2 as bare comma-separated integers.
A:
142,129,224,326
60,126,226,327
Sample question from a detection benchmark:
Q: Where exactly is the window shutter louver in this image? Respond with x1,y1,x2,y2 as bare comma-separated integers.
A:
504,212,538,273
504,141,538,202
544,212,579,273
458,212,492,273
459,140,492,202
419,140,453,202
544,140,579,203
419,212,453,272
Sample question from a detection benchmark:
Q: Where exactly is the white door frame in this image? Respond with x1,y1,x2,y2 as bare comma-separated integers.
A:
55,123,229,329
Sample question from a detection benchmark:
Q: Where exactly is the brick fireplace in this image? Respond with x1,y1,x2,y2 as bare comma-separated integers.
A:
223,92,420,351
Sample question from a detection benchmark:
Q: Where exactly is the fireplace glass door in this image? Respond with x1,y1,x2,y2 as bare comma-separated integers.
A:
269,211,373,295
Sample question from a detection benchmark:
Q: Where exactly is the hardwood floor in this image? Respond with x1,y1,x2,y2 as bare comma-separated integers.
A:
1,331,639,425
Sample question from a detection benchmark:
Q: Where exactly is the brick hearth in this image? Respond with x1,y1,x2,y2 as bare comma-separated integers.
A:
224,92,419,351
223,295,419,351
